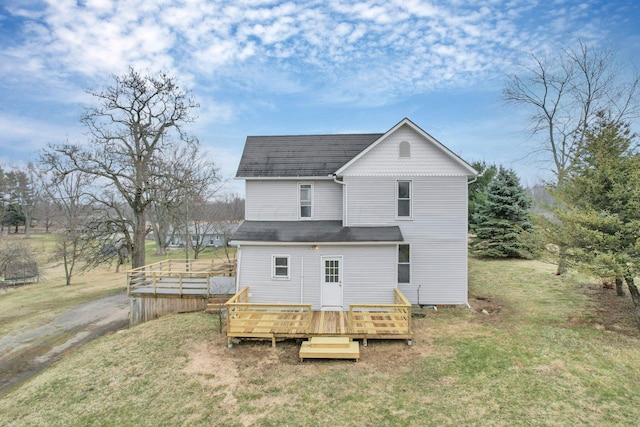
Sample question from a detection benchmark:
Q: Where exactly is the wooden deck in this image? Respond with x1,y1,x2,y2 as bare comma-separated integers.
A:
225,287,413,347
127,259,236,327
127,259,236,297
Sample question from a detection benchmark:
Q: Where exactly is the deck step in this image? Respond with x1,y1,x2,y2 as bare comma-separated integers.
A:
299,336,359,362
308,336,351,348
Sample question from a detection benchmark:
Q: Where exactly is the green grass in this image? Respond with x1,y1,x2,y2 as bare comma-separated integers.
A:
1,257,639,426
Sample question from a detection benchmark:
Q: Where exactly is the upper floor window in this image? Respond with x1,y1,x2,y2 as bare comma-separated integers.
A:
397,180,412,218
299,183,313,219
399,141,411,158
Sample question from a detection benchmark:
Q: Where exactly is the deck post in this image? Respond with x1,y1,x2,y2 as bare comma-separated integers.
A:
152,271,157,295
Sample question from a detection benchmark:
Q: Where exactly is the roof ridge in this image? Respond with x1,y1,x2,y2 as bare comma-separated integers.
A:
246,133,384,138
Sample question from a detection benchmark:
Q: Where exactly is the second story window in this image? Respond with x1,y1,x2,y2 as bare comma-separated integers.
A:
299,183,313,219
397,180,412,218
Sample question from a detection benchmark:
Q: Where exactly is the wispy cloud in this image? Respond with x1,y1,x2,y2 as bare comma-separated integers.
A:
1,0,621,102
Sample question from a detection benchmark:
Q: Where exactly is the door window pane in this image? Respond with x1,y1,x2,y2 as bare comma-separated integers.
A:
324,259,339,283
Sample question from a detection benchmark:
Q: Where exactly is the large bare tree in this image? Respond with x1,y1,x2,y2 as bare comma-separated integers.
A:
504,40,639,182
45,68,200,269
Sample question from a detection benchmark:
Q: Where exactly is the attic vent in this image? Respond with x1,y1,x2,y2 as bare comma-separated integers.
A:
399,140,411,158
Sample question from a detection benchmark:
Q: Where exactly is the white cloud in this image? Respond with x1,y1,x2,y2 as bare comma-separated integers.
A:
0,0,631,112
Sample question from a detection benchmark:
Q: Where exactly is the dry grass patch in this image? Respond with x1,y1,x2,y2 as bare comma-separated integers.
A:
1,258,640,426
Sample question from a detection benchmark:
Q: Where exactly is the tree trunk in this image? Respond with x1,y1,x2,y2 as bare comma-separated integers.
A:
615,277,626,296
625,277,640,326
132,210,147,269
24,214,31,239
556,245,568,275
151,222,167,255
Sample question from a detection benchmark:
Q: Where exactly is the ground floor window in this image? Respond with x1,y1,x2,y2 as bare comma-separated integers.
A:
398,244,410,283
272,255,290,279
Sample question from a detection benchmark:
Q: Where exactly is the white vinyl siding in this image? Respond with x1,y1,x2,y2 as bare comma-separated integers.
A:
340,124,471,177
346,175,469,305
245,180,342,221
236,245,397,310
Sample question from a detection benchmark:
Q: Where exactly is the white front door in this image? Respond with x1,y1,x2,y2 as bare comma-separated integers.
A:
321,256,342,310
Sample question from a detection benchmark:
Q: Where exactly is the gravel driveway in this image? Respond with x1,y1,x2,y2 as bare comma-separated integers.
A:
0,291,129,395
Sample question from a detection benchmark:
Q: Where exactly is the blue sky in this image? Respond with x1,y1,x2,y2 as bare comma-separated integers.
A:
1,0,639,195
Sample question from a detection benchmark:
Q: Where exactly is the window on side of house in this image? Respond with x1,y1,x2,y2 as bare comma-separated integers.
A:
398,244,410,283
272,255,290,279
397,180,412,218
299,183,313,219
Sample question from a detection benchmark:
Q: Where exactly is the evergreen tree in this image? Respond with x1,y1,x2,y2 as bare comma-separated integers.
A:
555,117,640,323
470,167,533,258
468,160,497,229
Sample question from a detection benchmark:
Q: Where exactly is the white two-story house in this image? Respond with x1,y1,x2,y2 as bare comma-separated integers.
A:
230,118,477,310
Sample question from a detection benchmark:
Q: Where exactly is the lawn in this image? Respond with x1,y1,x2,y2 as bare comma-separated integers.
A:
1,257,639,426
0,234,233,337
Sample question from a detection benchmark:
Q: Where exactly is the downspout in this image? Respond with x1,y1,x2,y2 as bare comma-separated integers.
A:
466,171,483,309
332,174,347,226
235,245,241,293
300,257,304,304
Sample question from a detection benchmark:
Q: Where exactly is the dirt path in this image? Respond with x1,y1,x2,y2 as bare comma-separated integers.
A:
0,291,129,396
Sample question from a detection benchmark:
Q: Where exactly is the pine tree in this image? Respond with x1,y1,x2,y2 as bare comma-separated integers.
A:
556,117,640,324
470,167,533,258
468,160,498,229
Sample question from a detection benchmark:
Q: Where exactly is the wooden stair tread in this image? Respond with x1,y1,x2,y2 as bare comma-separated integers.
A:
299,340,359,361
309,336,350,348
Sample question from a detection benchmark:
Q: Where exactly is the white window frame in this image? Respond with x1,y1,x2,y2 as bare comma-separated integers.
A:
396,179,413,219
271,255,290,280
298,182,313,219
398,244,411,284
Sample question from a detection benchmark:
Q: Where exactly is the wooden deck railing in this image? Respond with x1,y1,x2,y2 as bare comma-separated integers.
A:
127,259,236,296
348,289,412,335
224,287,413,347
225,287,313,338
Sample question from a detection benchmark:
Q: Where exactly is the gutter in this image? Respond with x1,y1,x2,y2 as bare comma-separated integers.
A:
467,169,484,186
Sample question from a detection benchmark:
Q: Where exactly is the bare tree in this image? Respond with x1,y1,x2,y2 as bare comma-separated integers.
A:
44,67,201,269
504,40,640,273
0,237,37,287
146,146,220,256
39,153,94,286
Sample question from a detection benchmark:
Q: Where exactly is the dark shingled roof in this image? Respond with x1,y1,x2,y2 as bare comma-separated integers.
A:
231,221,404,243
235,134,383,178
